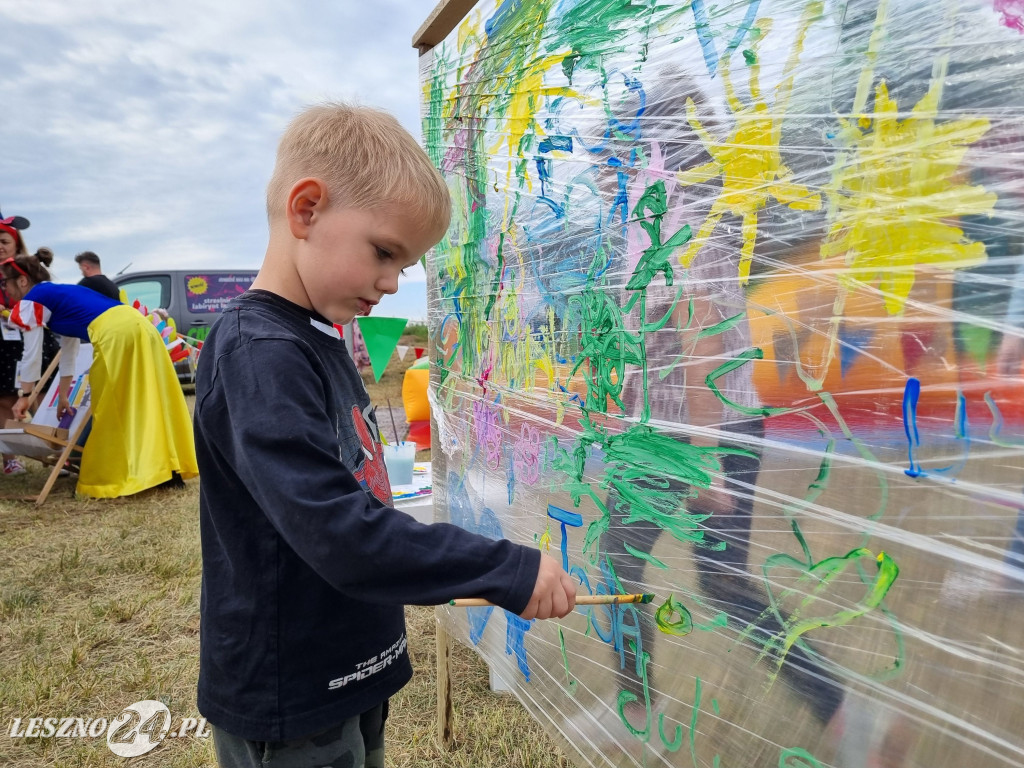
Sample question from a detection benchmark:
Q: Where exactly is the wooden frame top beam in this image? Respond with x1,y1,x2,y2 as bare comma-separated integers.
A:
413,0,480,53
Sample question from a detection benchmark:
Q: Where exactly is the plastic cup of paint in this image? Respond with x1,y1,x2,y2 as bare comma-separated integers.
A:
383,441,416,486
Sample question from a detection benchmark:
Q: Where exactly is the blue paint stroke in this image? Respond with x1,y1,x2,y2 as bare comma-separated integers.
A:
449,471,504,643
902,378,923,477
548,504,584,571
692,0,761,77
538,135,573,153
610,74,646,140
570,71,646,153
933,392,969,476
691,0,720,76
507,452,516,505
505,612,534,680
607,161,630,226
985,392,1024,447
534,157,565,217
723,0,761,65
485,0,521,39
838,326,874,378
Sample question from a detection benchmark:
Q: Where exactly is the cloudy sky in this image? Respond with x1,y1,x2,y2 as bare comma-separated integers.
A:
1,0,440,320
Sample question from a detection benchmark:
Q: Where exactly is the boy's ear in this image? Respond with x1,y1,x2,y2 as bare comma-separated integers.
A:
286,178,328,239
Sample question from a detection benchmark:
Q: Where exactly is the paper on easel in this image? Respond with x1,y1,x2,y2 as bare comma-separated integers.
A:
1,321,21,341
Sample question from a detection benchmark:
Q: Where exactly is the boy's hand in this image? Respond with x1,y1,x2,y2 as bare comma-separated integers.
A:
520,554,576,620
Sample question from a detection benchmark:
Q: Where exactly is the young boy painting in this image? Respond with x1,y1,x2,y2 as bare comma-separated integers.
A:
193,103,576,768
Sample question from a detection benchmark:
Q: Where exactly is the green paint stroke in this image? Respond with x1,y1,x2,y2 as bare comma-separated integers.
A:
779,747,824,768
697,312,745,340
617,650,652,741
659,711,683,753
655,594,694,636
689,677,702,768
552,0,689,83
695,612,729,632
601,423,755,545
568,285,645,413
558,627,578,695
818,392,890,523
624,541,668,570
705,348,805,417
755,549,900,670
625,180,692,308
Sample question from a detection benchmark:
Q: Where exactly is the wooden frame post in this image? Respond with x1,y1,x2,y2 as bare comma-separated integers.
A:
435,607,455,749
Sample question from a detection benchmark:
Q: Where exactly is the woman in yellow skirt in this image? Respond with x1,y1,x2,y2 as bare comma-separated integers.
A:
1,249,198,497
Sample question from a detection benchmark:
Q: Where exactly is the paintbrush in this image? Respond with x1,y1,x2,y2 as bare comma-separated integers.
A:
384,397,401,444
449,593,655,607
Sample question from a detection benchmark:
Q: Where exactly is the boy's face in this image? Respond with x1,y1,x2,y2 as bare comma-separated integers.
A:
296,202,438,325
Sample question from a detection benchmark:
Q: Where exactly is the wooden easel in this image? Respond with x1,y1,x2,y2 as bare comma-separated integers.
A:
1,352,92,505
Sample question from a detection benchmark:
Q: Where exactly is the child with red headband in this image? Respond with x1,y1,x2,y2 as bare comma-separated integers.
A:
0,211,59,476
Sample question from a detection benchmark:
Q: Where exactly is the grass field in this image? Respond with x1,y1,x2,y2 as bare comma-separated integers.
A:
0,337,570,767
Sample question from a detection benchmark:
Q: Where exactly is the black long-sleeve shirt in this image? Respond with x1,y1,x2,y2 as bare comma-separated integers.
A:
77,274,121,301
194,290,540,741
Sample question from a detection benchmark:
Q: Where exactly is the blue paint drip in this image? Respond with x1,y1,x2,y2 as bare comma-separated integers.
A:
691,0,720,76
607,168,630,226
538,135,573,153
468,606,495,644
548,504,584,571
534,155,565,217
902,378,924,477
505,612,534,680
484,0,521,38
933,391,969,476
984,391,1024,446
838,327,874,378
722,0,761,64
692,0,761,77
609,74,646,139
507,453,516,505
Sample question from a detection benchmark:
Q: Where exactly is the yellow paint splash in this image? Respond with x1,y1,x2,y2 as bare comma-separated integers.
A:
821,80,995,315
677,4,824,284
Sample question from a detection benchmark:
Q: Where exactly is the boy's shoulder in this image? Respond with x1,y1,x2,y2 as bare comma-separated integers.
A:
201,290,352,382
211,290,338,345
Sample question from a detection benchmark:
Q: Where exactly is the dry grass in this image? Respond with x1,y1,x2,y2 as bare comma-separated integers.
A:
0,342,570,767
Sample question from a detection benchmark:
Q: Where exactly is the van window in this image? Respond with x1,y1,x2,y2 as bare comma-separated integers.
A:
118,277,169,310
184,273,257,313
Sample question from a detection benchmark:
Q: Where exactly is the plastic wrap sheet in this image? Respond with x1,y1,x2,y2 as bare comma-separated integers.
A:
418,1,1024,765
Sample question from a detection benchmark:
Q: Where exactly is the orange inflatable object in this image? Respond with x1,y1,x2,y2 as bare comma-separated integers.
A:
402,362,430,445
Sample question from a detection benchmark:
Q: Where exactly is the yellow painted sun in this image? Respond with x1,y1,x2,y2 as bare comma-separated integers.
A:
822,80,996,315
676,4,824,284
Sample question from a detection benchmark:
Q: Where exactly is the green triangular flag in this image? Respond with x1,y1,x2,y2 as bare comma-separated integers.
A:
959,324,993,373
356,316,408,382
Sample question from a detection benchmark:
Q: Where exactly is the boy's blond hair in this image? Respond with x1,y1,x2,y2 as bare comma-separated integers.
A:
266,102,450,234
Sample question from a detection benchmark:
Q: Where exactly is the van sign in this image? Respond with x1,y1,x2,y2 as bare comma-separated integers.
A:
115,268,258,384
184,273,257,314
